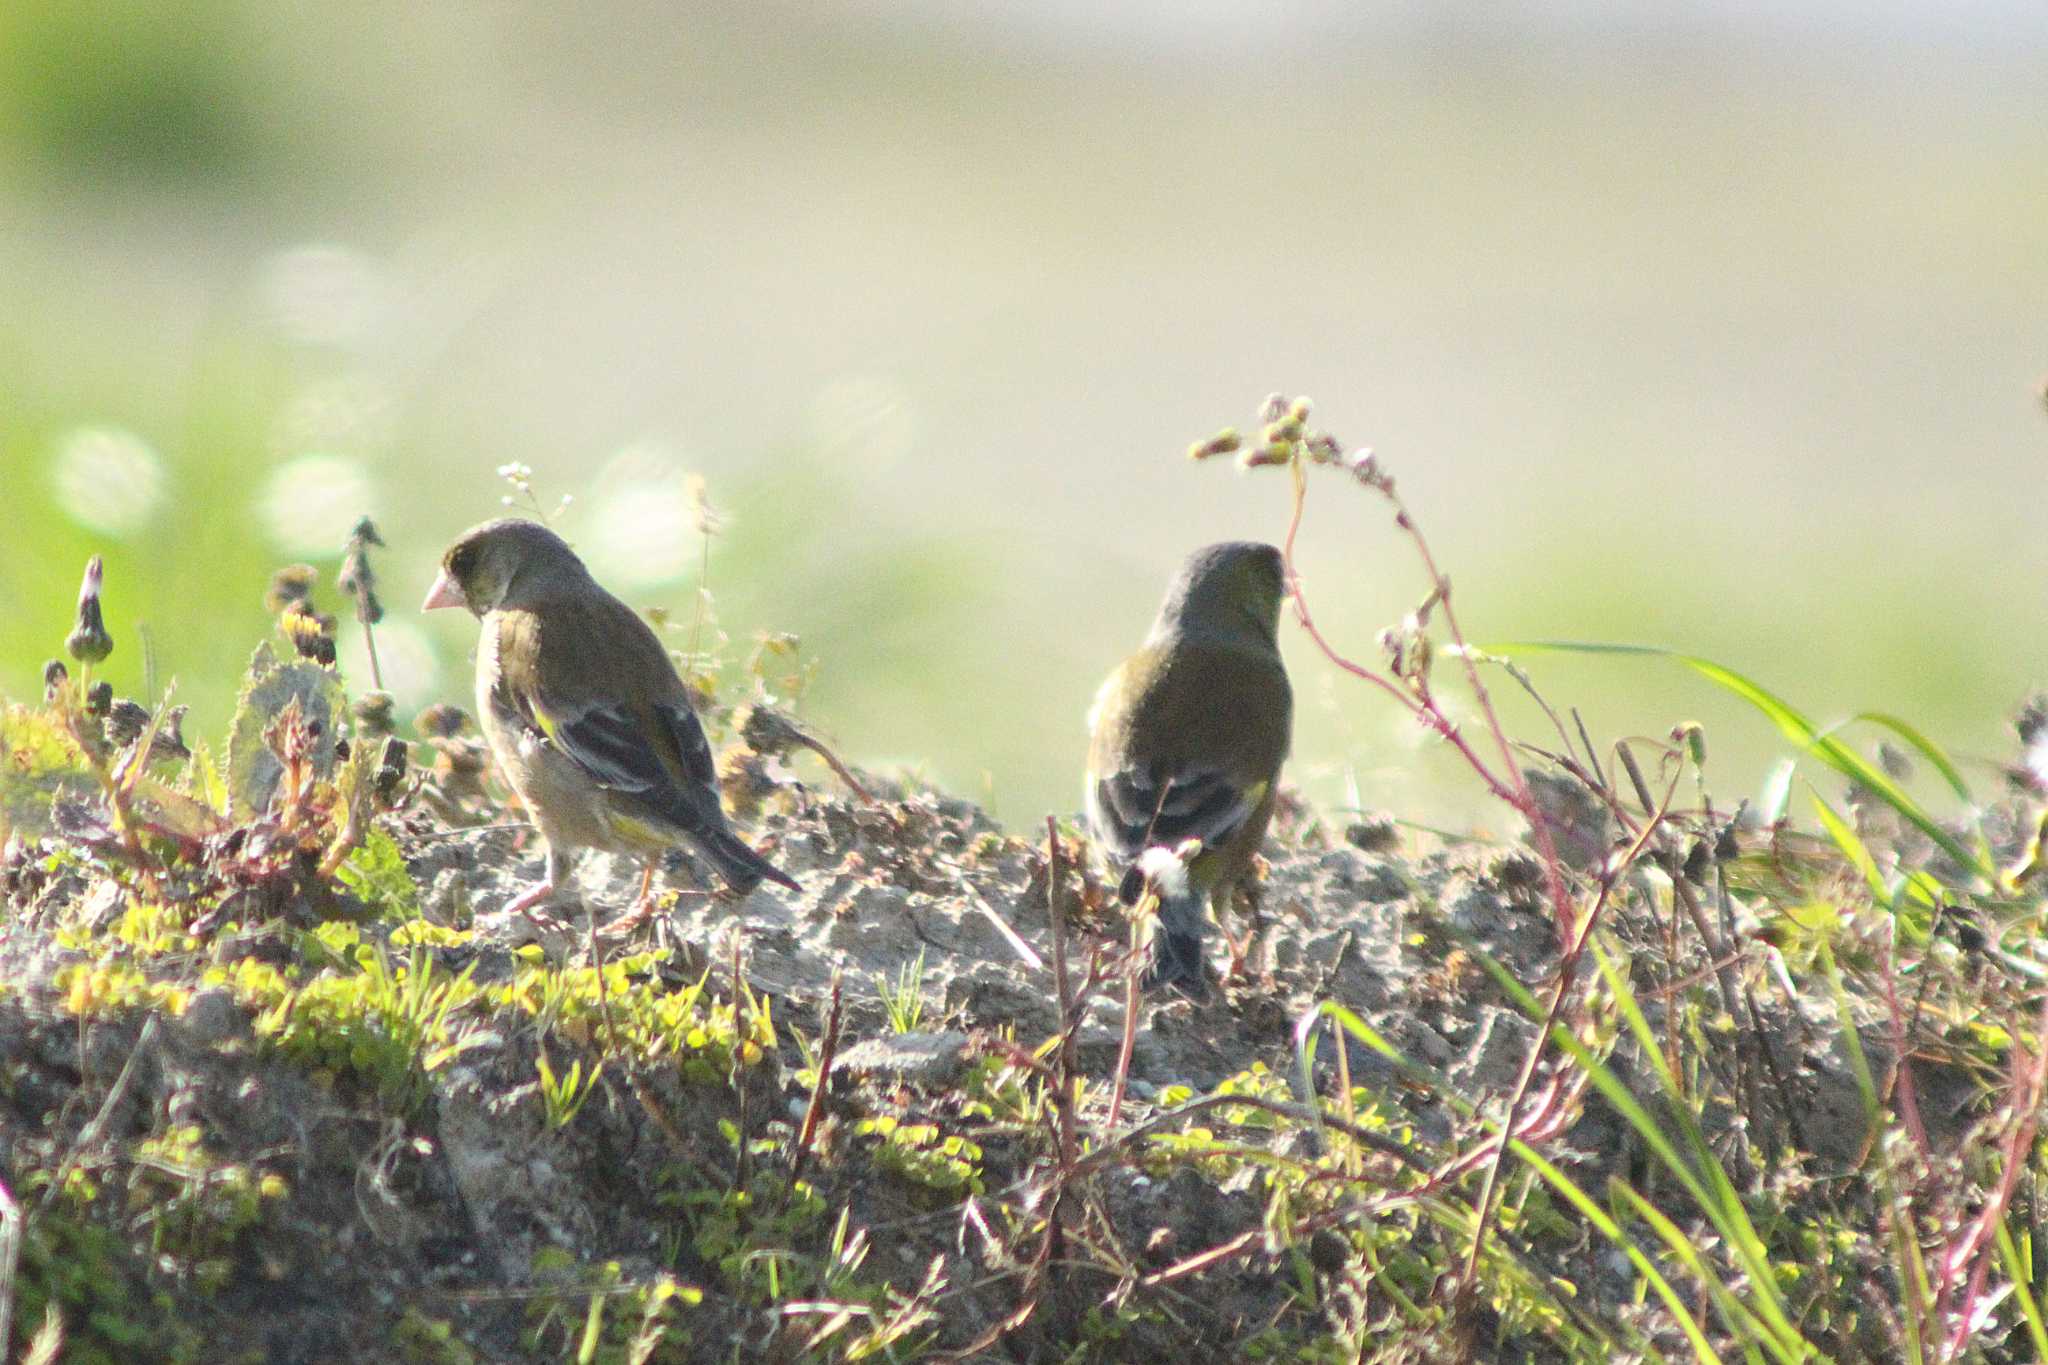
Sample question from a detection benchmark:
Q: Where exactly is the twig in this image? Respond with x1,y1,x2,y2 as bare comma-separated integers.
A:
0,1177,18,1358
1460,783,1669,1286
40,1016,160,1216
1106,904,1143,1131
1043,817,1079,1171
1616,743,1743,1022
791,970,845,1191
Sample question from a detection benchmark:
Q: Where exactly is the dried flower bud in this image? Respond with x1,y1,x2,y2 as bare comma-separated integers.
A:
352,691,396,739
85,680,113,718
156,705,189,761
1186,428,1242,461
338,517,385,626
281,605,337,666
66,557,113,665
104,698,150,745
2021,694,2048,746
1671,722,1707,768
265,564,320,614
686,473,723,538
375,736,410,806
1346,447,1391,492
1258,393,1289,424
105,700,189,763
1681,839,1712,885
1877,741,1913,782
414,703,471,740
42,659,69,705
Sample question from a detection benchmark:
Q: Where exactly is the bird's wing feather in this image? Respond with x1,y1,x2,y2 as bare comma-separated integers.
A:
1091,765,1266,861
1085,638,1288,862
494,597,725,836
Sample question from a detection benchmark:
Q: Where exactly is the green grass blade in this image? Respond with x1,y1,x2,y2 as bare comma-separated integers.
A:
1463,941,1811,1358
1997,1216,2048,1362
1495,642,1987,881
1611,1181,1778,1365
1512,1141,1722,1364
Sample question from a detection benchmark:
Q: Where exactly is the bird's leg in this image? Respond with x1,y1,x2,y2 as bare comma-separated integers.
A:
598,861,660,939
1223,878,1264,980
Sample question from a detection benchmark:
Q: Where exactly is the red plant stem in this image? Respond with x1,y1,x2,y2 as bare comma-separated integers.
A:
1939,989,2048,1359
1458,770,1669,1287
1279,459,1574,937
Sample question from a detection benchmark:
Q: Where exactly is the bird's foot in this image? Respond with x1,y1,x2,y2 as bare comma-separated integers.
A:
597,901,656,940
1223,927,1257,979
504,881,573,936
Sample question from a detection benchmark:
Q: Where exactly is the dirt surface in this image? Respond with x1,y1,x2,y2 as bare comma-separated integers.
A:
0,736,1951,1362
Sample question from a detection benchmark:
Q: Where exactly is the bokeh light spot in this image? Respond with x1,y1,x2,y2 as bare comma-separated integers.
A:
51,426,165,536
810,374,914,472
258,454,376,556
339,618,439,710
259,244,388,348
577,442,696,588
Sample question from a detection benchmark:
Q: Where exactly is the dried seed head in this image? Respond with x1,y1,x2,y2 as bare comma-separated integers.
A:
1877,741,1913,782
413,703,472,740
280,605,337,665
352,691,396,738
686,473,723,538
1346,447,1391,493
338,517,385,625
345,515,384,549
375,736,410,806
42,659,69,704
104,698,151,745
85,680,113,718
2019,693,2048,747
66,556,113,665
739,702,807,758
265,564,320,614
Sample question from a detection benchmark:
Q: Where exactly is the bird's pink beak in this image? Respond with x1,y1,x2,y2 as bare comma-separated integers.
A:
421,568,466,612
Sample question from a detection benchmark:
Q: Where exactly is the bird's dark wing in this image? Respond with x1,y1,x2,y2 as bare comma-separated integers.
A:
493,600,726,838
1088,764,1260,863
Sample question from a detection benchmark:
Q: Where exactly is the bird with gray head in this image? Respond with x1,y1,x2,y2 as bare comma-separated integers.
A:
423,517,798,931
1085,541,1293,998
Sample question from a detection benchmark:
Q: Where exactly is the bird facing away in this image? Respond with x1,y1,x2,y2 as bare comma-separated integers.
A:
1085,541,1294,998
423,518,798,926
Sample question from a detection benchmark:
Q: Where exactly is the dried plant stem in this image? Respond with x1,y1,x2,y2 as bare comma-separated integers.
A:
1458,761,1672,1288
362,621,385,693
1107,909,1143,1131
0,1176,16,1360
792,970,845,1191
1279,460,1574,937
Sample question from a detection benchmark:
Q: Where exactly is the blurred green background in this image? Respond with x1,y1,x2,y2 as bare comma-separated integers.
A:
2,1,2045,834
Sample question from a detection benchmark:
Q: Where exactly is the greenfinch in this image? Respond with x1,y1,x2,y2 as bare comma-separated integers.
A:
1086,541,1293,997
423,518,798,925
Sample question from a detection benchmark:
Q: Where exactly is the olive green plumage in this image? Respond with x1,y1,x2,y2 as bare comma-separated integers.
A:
424,517,796,915
1085,541,1293,997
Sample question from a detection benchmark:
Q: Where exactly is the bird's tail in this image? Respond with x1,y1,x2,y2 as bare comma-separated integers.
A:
1121,845,1212,998
1140,889,1212,999
692,827,801,895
